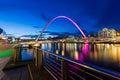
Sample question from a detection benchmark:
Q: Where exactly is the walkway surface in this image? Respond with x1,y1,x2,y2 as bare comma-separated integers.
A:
2,66,30,80
1,59,55,80
0,44,55,80
28,62,55,80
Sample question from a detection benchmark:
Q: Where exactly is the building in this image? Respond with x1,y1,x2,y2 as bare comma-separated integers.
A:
98,28,116,38
116,31,120,36
116,31,120,40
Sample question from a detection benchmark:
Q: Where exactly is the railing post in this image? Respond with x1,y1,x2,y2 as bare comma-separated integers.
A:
37,49,42,69
33,47,43,69
61,59,67,80
13,47,21,62
34,47,38,67
13,48,17,63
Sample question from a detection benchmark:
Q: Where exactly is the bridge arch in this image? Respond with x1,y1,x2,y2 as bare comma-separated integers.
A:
36,16,87,42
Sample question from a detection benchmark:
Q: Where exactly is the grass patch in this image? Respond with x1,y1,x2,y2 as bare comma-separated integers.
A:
0,50,14,58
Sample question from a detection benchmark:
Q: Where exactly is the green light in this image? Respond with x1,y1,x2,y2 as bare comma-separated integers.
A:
0,50,14,58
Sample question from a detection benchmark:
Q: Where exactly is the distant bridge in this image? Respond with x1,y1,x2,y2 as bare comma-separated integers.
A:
19,16,87,46
36,16,87,42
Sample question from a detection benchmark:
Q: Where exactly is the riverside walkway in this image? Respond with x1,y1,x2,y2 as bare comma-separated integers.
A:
0,43,54,80
1,58,54,80
1,43,120,80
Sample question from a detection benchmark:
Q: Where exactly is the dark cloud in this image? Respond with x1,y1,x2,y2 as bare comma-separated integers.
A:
6,34,13,36
43,31,88,37
21,34,38,38
40,13,51,22
32,26,40,29
20,29,90,39
44,31,61,35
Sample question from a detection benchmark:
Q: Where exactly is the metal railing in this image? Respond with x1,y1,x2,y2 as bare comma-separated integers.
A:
33,47,120,80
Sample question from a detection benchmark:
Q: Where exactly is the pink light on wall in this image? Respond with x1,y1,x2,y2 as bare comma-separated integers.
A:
36,16,87,42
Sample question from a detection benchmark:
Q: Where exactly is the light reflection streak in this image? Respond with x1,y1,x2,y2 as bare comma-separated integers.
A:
94,45,97,61
62,43,65,56
82,43,89,57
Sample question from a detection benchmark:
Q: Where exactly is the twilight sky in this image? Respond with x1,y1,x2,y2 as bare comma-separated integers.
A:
0,0,120,38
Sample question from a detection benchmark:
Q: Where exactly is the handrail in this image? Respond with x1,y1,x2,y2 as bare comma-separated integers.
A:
37,48,120,80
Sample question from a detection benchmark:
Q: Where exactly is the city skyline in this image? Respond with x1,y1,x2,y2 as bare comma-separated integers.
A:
0,0,120,38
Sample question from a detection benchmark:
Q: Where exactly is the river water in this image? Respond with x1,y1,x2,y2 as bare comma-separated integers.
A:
41,42,120,74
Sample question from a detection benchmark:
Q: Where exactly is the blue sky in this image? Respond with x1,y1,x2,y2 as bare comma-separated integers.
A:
0,0,120,38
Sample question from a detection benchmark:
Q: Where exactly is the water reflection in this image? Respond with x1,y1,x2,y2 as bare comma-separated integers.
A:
41,43,120,73
21,48,34,61
15,48,34,61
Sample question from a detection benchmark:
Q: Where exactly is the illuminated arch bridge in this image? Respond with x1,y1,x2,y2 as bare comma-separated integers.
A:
35,16,87,42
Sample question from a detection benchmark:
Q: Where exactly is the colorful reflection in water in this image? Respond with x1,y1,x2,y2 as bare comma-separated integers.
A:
41,43,120,73
21,48,34,61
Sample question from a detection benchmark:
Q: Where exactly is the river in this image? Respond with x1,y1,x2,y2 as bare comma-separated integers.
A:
41,42,120,74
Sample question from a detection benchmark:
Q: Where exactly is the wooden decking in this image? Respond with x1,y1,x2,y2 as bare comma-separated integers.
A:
0,57,11,80
1,59,55,80
28,62,55,80
2,66,30,80
0,44,55,80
